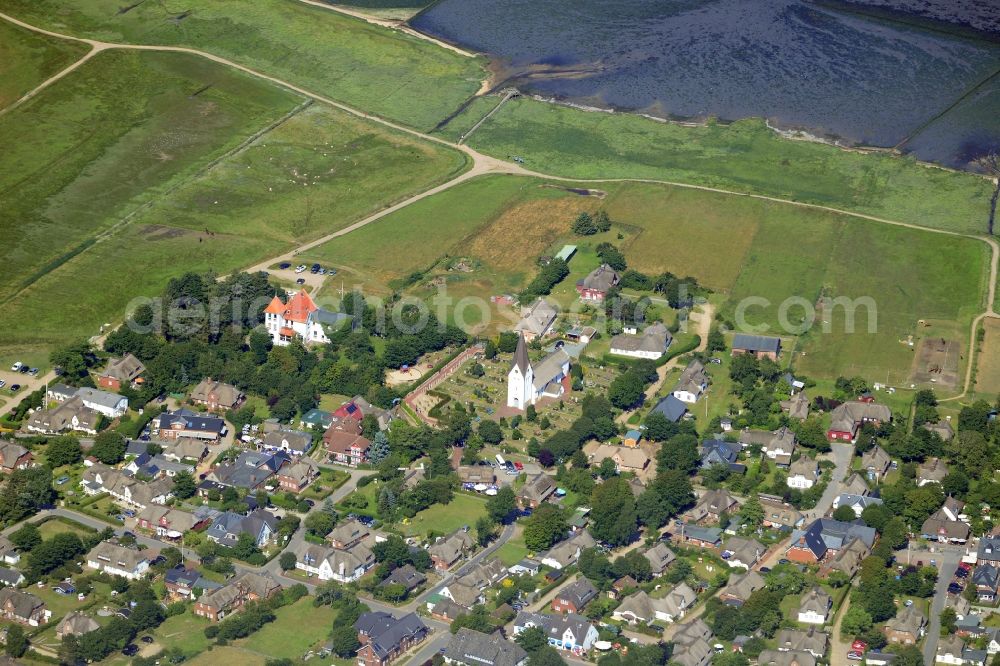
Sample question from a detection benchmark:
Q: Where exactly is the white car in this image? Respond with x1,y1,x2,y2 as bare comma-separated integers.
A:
0,381,5,389
294,265,307,274
10,362,23,372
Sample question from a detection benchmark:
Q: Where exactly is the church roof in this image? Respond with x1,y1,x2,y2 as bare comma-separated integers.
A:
511,332,530,375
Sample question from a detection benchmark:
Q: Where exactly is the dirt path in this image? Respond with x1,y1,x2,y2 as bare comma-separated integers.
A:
0,43,105,117
2,10,998,404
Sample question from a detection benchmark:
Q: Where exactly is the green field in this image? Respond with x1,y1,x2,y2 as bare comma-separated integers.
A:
0,48,300,304
400,492,487,537
305,174,989,384
0,18,87,109
448,97,994,234
0,78,467,353
0,0,486,130
237,598,337,658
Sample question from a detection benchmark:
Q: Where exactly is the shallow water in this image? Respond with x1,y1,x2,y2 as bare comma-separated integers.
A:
412,0,1000,169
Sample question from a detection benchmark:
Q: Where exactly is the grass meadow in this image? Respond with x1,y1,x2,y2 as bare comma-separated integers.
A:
448,97,995,234
305,174,990,384
0,69,467,355
0,19,87,109
0,0,486,130
0,49,301,304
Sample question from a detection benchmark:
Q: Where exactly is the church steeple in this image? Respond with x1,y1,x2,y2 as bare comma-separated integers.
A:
511,332,530,375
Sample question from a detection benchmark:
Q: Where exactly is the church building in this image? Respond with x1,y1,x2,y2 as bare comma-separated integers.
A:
507,333,571,410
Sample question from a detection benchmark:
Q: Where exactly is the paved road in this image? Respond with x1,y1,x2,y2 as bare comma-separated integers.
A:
807,442,855,521
923,550,961,665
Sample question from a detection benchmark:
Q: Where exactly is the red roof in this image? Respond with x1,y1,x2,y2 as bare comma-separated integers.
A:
283,290,318,324
324,430,371,455
279,327,295,338
333,401,362,420
264,296,285,315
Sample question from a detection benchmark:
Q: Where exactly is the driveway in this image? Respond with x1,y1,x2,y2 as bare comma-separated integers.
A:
923,550,961,664
808,442,854,520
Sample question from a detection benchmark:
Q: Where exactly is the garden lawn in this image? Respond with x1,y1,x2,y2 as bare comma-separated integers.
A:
36,516,96,539
0,0,486,130
453,97,994,234
400,492,487,537
0,18,87,109
237,597,337,658
151,611,213,656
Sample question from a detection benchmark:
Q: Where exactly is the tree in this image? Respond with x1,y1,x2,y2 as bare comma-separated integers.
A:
46,435,83,467
487,486,517,524
4,625,26,658
368,431,390,465
589,477,637,547
90,430,126,465
940,607,958,636
172,471,197,499
890,645,925,666
9,523,41,552
476,516,497,547
479,420,504,444
279,551,297,571
739,495,764,530
608,371,645,410
572,212,597,235
329,625,360,657
516,626,548,653
841,605,872,637
305,511,336,537
527,646,565,666
523,505,567,552
832,505,857,522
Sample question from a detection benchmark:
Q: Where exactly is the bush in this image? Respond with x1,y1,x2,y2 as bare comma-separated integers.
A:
204,626,219,639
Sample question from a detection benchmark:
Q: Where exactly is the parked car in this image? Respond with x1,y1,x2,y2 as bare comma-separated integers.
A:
18,365,29,374
28,367,39,376
296,278,306,285
847,652,863,661
279,262,291,269
10,362,23,372
56,476,70,485
0,380,6,389
947,582,964,594
122,645,139,656
955,568,969,578
851,640,868,652
9,385,19,392
295,265,307,273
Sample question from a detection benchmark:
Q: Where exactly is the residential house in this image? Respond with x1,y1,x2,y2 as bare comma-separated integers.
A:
188,378,243,412
0,442,33,473
610,323,672,360
756,650,815,666
540,531,596,570
886,604,926,644
355,611,428,666
651,394,688,423
918,458,950,486
428,597,466,622
300,408,334,432
978,537,1000,566
672,360,709,403
685,489,740,525
827,402,891,441
643,542,676,576
797,587,831,625
155,409,227,441
786,518,877,564
164,567,204,600
71,387,128,418
622,429,643,449
332,396,393,432
513,611,598,652
787,456,819,489
161,437,209,463
276,458,319,493
974,565,1000,603
936,635,973,665
458,466,497,486
832,494,883,519
324,427,372,468
590,444,649,473
294,542,375,583
263,290,351,347
780,392,810,421
0,589,49,626
262,428,312,456
841,473,870,496
671,619,714,666
925,420,956,442
508,559,541,577
923,498,971,543
612,586,696,625
378,565,426,595
126,453,194,479
731,334,781,360
775,628,828,658
327,519,371,549
24,397,98,435
514,299,558,342
608,576,637,600
947,594,973,623
56,611,100,640
723,537,765,570
552,577,598,614
575,264,619,302
700,440,745,473
720,571,766,606
0,536,22,566
136,505,199,539
456,559,507,591
97,353,145,391
678,526,722,549
861,446,892,482
760,497,805,530
205,509,278,548
85,542,150,580
739,427,796,466
823,537,872,578
209,449,289,492
429,530,475,571
194,571,281,622
517,473,556,509
443,628,528,666
0,569,24,588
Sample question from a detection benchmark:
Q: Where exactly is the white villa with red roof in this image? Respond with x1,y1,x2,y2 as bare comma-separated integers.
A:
263,291,350,347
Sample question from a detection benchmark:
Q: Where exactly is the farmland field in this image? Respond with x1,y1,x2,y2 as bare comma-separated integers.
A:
0,82,467,354
0,0,486,130
305,174,989,384
448,97,994,234
0,19,87,109
0,48,301,305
